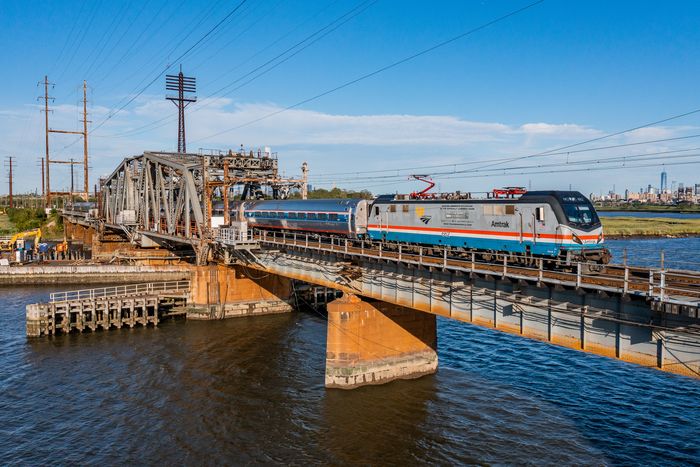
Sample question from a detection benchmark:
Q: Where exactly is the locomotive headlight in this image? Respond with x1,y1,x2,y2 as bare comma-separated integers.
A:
572,234,583,245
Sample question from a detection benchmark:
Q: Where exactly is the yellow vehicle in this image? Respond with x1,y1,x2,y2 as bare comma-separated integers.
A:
0,228,42,252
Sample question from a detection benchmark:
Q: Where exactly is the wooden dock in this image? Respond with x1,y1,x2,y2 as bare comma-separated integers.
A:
26,281,190,337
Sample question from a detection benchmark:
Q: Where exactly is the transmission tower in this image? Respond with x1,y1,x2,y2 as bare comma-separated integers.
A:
166,66,196,153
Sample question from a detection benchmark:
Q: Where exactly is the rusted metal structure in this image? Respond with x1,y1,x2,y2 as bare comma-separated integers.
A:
98,149,307,263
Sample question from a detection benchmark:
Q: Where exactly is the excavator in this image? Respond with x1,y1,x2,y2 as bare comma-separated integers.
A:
0,228,42,253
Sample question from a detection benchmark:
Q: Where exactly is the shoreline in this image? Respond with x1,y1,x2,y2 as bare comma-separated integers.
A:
0,264,190,286
597,208,700,214
605,233,700,240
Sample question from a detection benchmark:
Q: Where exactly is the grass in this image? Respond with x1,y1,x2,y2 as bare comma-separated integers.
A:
0,213,15,235
0,208,63,239
601,216,700,237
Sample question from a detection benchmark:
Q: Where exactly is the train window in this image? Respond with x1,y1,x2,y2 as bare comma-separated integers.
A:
329,213,338,221
307,213,317,220
535,207,545,222
374,206,379,216
389,205,397,213
402,205,409,212
484,205,506,216
506,205,515,215
298,213,307,219
318,213,328,220
288,212,297,219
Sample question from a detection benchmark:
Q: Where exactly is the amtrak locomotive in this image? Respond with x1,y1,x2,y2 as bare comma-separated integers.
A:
224,191,610,266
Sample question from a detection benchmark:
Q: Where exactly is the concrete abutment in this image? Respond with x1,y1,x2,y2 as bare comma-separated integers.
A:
325,293,438,389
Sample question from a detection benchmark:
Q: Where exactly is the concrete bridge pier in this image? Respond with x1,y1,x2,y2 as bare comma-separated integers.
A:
325,294,438,389
187,265,294,320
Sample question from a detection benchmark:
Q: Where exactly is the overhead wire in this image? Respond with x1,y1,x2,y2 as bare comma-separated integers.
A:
309,133,700,180
189,0,546,144
98,0,377,139
310,146,700,184
90,0,250,134
90,0,179,89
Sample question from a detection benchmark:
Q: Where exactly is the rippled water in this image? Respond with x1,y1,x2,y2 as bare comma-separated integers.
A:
607,236,700,271
1,284,699,465
600,211,700,219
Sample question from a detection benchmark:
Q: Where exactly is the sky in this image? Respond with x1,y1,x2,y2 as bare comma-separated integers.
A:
2,0,700,196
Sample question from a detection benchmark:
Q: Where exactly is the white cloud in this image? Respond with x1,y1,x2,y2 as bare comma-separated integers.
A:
2,97,699,196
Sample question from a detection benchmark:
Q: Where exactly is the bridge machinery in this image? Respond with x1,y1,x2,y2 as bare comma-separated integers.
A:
98,149,307,263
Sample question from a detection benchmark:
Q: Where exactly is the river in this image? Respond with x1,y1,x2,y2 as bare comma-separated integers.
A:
1,238,699,465
599,211,700,219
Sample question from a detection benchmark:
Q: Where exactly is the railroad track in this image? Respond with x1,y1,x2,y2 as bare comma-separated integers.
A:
254,232,700,303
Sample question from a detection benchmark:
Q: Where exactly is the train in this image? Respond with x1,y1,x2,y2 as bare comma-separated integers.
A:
221,191,611,266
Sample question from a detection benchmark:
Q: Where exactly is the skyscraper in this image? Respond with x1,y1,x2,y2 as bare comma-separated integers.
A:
661,169,668,192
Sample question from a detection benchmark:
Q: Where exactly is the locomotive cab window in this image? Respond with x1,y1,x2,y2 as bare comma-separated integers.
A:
374,206,380,216
535,207,545,221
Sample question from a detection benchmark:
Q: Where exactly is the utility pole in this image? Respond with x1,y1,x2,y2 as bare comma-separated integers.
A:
81,80,89,197
70,157,75,198
166,66,196,153
45,78,90,203
5,156,13,208
38,157,45,198
38,75,54,206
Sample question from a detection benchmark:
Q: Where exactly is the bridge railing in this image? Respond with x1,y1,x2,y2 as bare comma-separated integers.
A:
252,230,700,306
49,280,191,303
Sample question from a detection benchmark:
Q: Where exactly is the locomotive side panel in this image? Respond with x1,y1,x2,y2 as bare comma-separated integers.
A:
368,200,565,257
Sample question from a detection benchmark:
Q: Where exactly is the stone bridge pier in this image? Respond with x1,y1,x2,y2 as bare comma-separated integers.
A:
325,294,438,389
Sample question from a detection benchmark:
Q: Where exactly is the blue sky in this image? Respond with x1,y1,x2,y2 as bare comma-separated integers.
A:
2,0,700,195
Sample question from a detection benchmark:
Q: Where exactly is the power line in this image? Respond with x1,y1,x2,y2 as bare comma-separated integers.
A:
99,0,377,139
189,0,546,144
316,158,700,191
312,149,700,186
309,133,700,180
90,0,249,134
469,108,700,173
312,146,700,184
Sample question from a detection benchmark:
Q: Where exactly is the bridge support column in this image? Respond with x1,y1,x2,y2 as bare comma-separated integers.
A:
325,294,438,389
187,265,293,320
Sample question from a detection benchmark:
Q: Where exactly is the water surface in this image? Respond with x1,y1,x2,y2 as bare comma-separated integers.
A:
1,284,699,465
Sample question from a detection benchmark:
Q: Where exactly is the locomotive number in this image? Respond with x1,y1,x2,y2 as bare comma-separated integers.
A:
441,232,450,237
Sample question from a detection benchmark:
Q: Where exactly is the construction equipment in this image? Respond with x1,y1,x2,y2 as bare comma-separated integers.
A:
0,228,42,252
55,238,68,255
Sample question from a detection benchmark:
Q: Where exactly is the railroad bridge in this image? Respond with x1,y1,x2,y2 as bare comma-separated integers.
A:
54,150,700,387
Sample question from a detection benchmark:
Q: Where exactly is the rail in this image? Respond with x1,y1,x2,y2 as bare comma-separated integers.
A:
49,280,191,303
252,230,700,307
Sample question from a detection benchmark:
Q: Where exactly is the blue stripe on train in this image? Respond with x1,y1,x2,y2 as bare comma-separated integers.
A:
366,229,574,257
